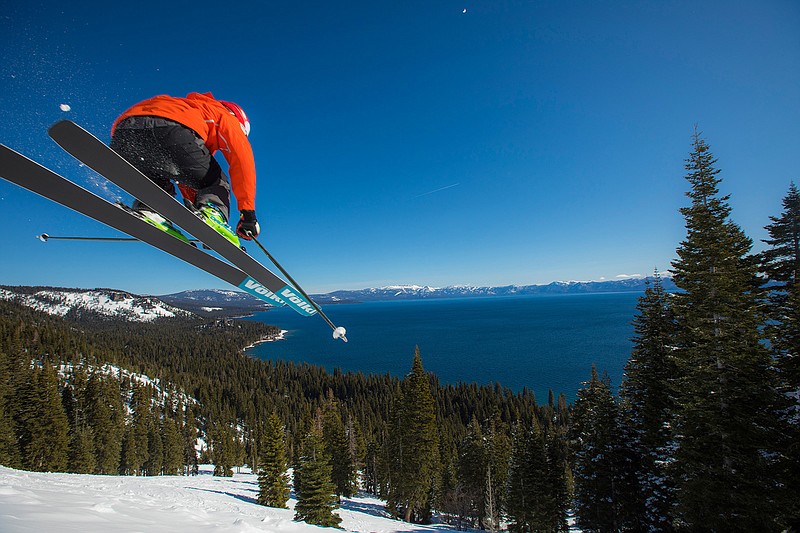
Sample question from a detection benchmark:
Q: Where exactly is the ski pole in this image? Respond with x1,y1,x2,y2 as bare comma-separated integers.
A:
37,233,201,243
246,232,347,342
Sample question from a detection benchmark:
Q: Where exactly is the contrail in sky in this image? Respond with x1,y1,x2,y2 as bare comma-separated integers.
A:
412,183,460,199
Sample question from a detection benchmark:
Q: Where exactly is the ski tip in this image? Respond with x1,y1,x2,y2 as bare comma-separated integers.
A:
37,233,49,242
47,119,73,136
333,326,348,343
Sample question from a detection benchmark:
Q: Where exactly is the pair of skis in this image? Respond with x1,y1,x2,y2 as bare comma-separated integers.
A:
0,120,346,342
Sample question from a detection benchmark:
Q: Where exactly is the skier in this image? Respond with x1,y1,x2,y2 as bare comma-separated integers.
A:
110,92,261,243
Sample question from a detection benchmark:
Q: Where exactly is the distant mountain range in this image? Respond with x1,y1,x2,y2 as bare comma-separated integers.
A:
313,277,678,303
160,277,676,311
1,277,676,321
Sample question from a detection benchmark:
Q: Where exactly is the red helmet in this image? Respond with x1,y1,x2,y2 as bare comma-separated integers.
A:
221,101,251,137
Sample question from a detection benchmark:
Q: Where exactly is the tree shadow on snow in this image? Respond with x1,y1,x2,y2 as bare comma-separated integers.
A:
188,486,257,505
339,498,388,518
340,499,391,518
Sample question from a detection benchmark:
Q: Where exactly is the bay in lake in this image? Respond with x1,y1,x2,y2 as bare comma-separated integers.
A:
243,292,641,402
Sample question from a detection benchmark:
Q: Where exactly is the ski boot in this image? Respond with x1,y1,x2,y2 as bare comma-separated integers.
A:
196,202,241,247
126,201,193,245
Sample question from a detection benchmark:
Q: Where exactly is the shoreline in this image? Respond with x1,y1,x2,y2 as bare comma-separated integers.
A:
243,329,288,351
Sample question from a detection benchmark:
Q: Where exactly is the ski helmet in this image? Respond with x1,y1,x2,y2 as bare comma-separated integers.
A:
221,101,251,137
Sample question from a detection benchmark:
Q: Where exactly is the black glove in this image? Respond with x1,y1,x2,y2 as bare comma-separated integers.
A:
236,210,260,240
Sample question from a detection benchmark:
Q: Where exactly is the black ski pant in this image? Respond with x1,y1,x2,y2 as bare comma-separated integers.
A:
110,116,232,221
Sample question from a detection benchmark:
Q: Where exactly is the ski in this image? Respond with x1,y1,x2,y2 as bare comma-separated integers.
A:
0,143,285,308
48,120,318,318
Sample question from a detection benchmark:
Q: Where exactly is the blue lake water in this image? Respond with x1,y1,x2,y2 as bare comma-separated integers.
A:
244,292,641,403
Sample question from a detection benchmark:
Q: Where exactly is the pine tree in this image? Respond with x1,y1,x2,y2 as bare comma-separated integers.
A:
0,349,20,467
68,423,96,474
506,421,534,532
86,374,124,474
25,364,69,472
670,131,783,531
618,272,677,531
322,395,357,498
759,181,800,529
363,440,380,495
457,417,486,525
145,408,164,476
62,369,94,474
128,383,151,475
571,365,621,532
293,425,342,528
543,421,570,532
385,347,441,523
345,414,366,491
484,416,511,530
211,421,235,477
257,413,290,508
119,422,137,475
161,417,184,475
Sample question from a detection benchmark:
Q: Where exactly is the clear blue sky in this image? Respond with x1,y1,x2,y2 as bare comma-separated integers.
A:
1,1,798,295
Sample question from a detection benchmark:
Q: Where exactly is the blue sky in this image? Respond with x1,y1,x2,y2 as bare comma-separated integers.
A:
1,1,798,295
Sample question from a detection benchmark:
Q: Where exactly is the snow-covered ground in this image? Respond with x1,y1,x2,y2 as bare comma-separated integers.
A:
0,465,459,533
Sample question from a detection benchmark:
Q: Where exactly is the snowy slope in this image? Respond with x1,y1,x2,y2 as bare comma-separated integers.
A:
0,287,194,322
0,465,460,533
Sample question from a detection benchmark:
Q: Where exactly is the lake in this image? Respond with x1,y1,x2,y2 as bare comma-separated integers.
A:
244,292,641,402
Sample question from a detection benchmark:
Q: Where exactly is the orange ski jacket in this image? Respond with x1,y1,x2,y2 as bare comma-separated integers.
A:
112,92,257,211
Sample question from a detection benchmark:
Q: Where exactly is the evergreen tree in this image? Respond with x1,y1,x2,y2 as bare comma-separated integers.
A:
670,131,783,531
345,414,366,490
761,181,800,290
759,181,800,529
363,440,380,495
119,422,137,475
25,365,70,472
484,416,511,531
385,347,441,523
457,417,485,525
294,425,342,528
507,418,552,532
128,383,151,475
68,423,96,474
62,370,94,474
145,405,164,476
618,272,677,531
0,349,21,468
257,413,291,508
182,406,199,475
543,422,570,532
85,374,124,474
571,365,621,533
161,417,184,475
211,421,236,477
506,422,533,532
322,396,357,498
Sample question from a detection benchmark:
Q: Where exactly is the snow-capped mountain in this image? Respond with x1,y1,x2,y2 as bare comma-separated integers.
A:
0,287,195,322
313,276,677,303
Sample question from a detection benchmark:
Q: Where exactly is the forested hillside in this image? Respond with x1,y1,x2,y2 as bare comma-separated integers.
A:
0,294,570,528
